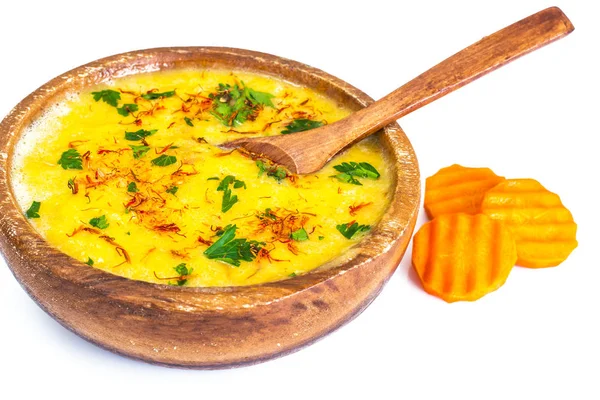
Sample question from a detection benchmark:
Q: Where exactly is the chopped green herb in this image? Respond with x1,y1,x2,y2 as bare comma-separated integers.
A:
125,129,157,141
259,208,277,221
233,180,246,189
207,177,219,181
256,160,289,182
117,103,139,117
216,175,235,191
334,173,362,185
272,167,288,181
332,162,380,185
209,83,274,127
141,90,175,100
184,116,194,127
25,201,41,219
126,232,131,236
216,175,245,212
172,263,193,286
246,87,275,107
89,215,109,229
67,177,78,194
203,224,263,266
129,144,151,159
92,89,120,107
281,119,324,134
151,154,177,167
256,160,267,177
166,185,178,195
289,272,297,278
318,236,325,241
86,257,94,266
58,149,83,170
290,227,309,241
174,263,191,276
127,182,138,193
336,222,370,239
221,188,238,213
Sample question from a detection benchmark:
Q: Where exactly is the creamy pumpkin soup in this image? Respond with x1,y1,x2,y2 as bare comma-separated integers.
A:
11,69,393,286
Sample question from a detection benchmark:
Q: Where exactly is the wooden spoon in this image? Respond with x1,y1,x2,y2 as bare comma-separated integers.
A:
221,7,574,174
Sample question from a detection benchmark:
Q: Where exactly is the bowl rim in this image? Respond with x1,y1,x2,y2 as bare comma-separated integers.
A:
0,46,420,313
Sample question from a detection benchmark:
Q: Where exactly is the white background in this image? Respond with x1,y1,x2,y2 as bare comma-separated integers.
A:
1,1,598,399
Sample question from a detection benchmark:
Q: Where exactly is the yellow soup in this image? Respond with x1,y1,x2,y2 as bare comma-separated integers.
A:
12,69,393,287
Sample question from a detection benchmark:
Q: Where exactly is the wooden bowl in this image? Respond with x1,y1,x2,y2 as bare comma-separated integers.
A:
0,47,420,368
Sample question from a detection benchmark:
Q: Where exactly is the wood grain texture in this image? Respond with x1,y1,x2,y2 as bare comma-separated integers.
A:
0,47,420,368
222,7,574,174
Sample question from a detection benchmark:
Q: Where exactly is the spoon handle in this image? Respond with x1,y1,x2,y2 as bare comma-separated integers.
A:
315,6,574,164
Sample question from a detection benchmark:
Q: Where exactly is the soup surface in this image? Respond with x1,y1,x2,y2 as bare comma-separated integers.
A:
12,69,393,286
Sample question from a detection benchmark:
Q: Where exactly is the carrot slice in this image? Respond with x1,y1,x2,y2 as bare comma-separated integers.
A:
424,164,505,219
412,213,516,302
481,178,578,268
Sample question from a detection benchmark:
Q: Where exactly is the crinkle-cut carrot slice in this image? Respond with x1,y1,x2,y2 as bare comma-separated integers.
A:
424,164,505,219
412,213,517,302
481,178,578,268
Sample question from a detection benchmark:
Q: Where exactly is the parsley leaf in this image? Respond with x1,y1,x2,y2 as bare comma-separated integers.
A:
92,89,121,107
281,119,324,134
125,129,157,141
166,185,178,195
174,263,191,276
216,175,245,212
86,257,94,266
127,182,138,193
221,188,238,213
207,177,219,181
129,144,151,159
217,176,245,190
117,103,139,117
336,222,370,239
334,162,380,179
216,175,235,191
271,167,288,181
141,90,175,100
290,227,309,241
258,208,278,221
89,215,109,229
332,162,380,185
256,160,267,176
246,87,275,107
203,224,263,266
333,173,362,185
209,83,274,127
57,149,83,170
256,160,289,182
184,116,194,127
25,201,41,218
172,263,193,286
151,154,177,167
